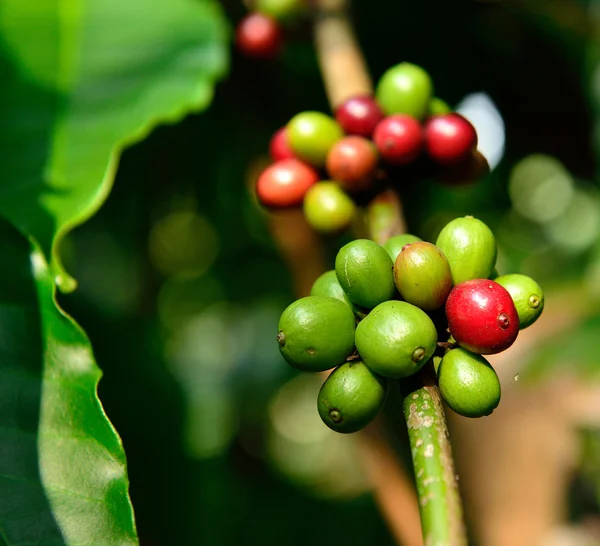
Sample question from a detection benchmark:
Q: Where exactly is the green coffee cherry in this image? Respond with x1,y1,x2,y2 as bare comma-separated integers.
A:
355,301,437,378
335,239,395,309
287,111,344,167
394,242,452,311
383,233,422,262
278,296,356,372
303,182,355,233
255,0,305,21
438,348,501,418
310,270,354,309
318,361,387,433
495,274,544,329
429,97,451,116
435,216,497,284
375,62,433,119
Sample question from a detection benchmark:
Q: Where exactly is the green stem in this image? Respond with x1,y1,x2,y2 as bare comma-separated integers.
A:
402,364,467,545
367,190,467,546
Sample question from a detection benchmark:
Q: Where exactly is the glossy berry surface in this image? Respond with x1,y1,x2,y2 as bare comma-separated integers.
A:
303,182,355,233
428,97,451,116
446,279,520,355
334,95,384,138
256,0,304,21
269,127,295,161
438,348,501,418
375,62,433,119
335,239,395,309
256,158,318,208
277,296,356,372
373,115,422,165
394,241,452,311
494,274,544,330
287,111,344,167
326,136,379,192
318,361,387,433
236,13,283,59
425,113,478,165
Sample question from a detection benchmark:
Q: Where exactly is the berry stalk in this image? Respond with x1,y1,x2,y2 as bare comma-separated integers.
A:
366,189,467,546
311,1,467,540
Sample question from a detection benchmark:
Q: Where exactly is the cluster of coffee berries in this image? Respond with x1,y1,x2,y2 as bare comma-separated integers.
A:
276,216,544,433
236,0,307,59
256,62,489,233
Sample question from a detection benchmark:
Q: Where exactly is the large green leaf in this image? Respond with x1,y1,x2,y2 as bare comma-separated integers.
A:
0,218,137,544
0,0,228,292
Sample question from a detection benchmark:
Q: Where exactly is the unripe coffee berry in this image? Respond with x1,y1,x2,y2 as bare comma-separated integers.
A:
373,115,422,165
355,301,438,378
334,95,384,138
428,97,451,116
326,136,379,192
375,62,433,119
394,242,452,311
236,13,283,59
438,348,501,418
446,279,519,355
303,182,355,233
256,0,305,21
278,296,356,372
269,127,295,161
436,216,497,284
425,113,478,165
256,158,319,208
494,274,544,329
383,234,422,262
335,239,395,309
287,111,344,167
318,361,387,433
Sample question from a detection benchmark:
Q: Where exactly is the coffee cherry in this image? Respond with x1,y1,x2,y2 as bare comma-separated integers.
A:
335,239,395,309
425,113,477,165
355,301,438,378
375,62,433,119
310,270,354,309
334,95,384,138
236,13,283,59
318,361,387,433
256,158,319,208
428,97,451,116
287,111,344,167
438,348,501,418
394,242,452,311
256,0,305,21
269,127,295,161
326,136,379,192
373,115,422,165
303,182,355,233
383,234,422,262
446,279,519,355
494,274,544,329
278,296,356,372
435,150,489,186
435,216,497,285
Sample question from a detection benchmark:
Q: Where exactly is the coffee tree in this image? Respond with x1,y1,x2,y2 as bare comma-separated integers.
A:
1,0,598,545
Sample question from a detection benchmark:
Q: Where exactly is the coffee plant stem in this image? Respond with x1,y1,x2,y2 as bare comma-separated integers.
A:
365,190,467,545
313,1,466,542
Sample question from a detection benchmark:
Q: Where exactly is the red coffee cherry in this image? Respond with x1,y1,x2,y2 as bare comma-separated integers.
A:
236,13,283,59
373,115,423,165
269,127,295,161
435,150,489,186
326,136,379,192
334,95,384,138
256,159,319,208
446,279,520,355
424,113,477,165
